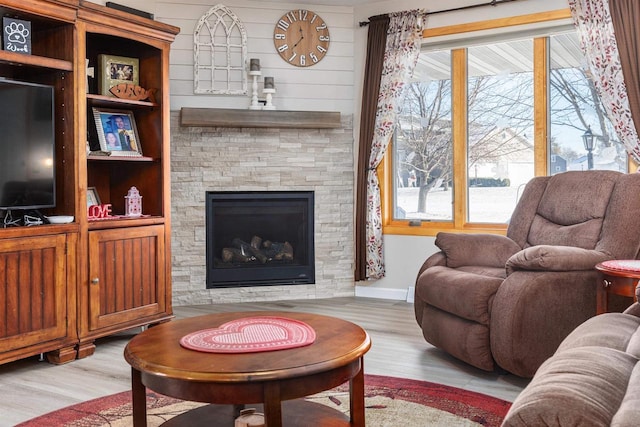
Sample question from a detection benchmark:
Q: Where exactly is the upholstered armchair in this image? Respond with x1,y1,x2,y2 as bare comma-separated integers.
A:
414,170,640,378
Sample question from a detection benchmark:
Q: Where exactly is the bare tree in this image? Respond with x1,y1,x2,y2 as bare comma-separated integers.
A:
397,73,533,214
550,67,614,147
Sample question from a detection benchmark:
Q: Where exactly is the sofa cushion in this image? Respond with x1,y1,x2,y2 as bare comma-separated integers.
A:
503,311,640,427
417,266,503,324
527,214,603,249
503,346,637,427
524,171,618,249
557,312,640,357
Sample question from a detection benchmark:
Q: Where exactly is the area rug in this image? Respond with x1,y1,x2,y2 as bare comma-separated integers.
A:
17,374,512,426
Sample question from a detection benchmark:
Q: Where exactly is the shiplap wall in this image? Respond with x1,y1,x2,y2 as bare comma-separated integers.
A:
151,1,356,113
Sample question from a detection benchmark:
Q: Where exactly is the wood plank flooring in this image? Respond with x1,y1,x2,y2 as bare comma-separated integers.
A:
0,297,529,426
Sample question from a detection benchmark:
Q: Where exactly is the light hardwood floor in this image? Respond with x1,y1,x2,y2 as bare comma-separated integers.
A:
0,297,530,426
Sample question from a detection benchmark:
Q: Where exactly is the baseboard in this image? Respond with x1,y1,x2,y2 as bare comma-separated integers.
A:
355,285,409,301
406,287,415,303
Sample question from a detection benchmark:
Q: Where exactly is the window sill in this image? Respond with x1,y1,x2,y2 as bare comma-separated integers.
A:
384,222,507,237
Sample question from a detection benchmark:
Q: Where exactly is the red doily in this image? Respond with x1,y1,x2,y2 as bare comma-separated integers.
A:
600,259,640,272
179,316,316,353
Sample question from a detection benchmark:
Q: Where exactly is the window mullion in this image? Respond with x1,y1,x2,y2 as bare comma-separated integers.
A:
452,48,468,229
533,36,549,176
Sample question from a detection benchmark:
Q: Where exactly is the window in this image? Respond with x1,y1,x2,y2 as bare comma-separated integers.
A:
383,10,631,236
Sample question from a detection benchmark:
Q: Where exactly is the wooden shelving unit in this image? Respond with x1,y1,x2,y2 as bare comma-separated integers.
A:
0,0,179,365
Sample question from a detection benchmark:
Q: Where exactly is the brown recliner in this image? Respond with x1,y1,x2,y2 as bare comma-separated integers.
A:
414,170,640,378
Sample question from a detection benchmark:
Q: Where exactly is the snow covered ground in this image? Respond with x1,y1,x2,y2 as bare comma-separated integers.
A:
396,185,525,223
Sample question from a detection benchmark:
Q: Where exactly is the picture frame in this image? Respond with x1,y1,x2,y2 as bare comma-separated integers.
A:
98,54,139,96
3,17,31,55
92,107,143,157
87,187,101,207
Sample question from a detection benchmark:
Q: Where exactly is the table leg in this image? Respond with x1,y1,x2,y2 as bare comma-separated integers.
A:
263,382,282,427
596,282,607,315
349,358,365,427
131,367,147,427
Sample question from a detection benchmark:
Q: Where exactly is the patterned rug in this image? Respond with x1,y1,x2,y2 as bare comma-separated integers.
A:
17,374,512,426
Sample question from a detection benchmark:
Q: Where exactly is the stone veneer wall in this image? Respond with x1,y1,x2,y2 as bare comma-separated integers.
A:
170,111,355,306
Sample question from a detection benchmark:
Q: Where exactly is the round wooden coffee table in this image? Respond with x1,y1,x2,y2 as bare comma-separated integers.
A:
124,311,371,427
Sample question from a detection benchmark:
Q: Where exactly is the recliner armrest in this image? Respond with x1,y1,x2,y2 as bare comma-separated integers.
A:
506,245,611,274
435,232,521,268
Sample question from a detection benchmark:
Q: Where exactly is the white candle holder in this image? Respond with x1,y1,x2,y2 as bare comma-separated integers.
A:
248,70,262,110
263,88,276,110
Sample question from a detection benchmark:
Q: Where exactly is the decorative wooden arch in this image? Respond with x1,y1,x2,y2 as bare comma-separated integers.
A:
194,4,248,95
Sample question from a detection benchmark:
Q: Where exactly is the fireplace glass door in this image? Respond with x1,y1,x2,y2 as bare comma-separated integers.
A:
206,191,315,288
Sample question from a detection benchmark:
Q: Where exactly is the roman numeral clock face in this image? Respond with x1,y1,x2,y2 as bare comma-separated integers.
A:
273,10,330,67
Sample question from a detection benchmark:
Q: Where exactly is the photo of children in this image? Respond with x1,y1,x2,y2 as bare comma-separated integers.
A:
93,108,141,156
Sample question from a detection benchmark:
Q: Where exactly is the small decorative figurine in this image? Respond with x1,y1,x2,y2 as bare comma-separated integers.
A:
125,186,142,217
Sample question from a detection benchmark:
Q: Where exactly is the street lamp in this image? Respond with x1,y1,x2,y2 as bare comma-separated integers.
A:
582,126,595,170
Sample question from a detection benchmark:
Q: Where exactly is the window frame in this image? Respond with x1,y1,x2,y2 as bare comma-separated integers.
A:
381,8,633,237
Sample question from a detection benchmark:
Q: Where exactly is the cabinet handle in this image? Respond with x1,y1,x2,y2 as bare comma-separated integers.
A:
603,279,612,288
91,278,99,285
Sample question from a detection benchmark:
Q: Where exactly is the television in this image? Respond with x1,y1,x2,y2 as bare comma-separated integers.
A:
0,79,55,210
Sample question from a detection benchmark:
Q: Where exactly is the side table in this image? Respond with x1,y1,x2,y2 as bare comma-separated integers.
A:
595,260,640,315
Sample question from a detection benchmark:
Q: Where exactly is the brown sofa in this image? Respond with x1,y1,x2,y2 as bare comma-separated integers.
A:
503,285,640,426
414,170,640,377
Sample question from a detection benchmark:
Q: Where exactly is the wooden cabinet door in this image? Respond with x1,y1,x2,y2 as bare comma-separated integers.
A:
0,234,68,351
88,225,166,331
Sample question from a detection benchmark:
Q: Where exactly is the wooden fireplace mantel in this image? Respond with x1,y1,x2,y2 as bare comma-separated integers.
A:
180,107,342,129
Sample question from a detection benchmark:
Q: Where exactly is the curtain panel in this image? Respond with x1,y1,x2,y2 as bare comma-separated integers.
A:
609,0,640,162
362,10,424,280
569,0,640,162
355,15,389,282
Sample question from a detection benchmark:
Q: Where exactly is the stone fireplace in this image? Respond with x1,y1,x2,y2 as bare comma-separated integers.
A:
170,111,355,305
206,190,315,288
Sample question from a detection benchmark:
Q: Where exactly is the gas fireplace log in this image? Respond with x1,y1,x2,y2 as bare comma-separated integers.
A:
250,235,262,249
232,238,268,263
263,241,294,261
222,247,254,263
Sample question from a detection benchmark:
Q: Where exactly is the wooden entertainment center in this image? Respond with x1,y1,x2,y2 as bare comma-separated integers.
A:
0,0,179,365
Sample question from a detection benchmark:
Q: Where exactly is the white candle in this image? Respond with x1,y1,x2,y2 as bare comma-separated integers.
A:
249,58,260,71
264,77,275,89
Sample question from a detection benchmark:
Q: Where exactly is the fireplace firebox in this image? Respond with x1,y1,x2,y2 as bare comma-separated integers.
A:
206,191,315,288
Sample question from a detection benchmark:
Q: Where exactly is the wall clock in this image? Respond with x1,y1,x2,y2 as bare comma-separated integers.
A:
273,9,330,67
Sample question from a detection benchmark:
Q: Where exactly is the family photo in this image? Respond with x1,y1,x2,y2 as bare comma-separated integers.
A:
93,108,141,155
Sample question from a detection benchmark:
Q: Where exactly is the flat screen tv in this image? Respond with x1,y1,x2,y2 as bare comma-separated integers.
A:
0,79,55,210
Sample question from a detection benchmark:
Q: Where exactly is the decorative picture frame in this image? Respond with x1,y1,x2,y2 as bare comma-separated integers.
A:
2,17,31,55
92,107,142,157
87,187,101,207
98,54,139,96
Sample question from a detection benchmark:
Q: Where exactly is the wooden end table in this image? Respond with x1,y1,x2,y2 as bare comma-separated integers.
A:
595,261,640,314
124,311,371,427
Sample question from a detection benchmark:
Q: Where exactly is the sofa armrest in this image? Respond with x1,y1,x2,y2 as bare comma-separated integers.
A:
506,245,611,274
623,302,640,317
435,232,521,268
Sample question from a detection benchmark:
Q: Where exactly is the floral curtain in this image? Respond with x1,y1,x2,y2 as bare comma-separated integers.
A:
365,10,424,279
569,0,640,162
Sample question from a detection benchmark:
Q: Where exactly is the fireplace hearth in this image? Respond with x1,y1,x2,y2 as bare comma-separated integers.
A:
206,191,315,288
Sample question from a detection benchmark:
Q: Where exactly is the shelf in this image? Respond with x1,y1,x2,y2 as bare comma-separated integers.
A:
180,108,342,129
87,93,158,108
87,154,155,162
0,50,73,71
